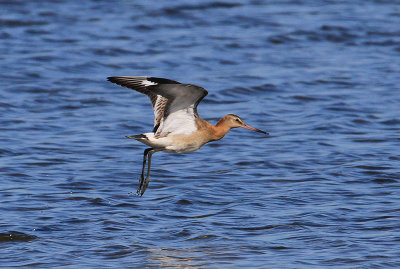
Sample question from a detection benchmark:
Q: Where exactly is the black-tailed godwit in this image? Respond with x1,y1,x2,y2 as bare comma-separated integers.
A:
107,76,268,196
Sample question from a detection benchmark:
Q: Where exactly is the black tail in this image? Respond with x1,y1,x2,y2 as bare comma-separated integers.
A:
126,134,146,140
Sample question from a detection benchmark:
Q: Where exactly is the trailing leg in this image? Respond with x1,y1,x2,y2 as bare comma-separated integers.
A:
140,149,156,196
137,148,153,195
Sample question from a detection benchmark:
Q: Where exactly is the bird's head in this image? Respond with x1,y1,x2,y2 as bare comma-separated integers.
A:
224,114,268,134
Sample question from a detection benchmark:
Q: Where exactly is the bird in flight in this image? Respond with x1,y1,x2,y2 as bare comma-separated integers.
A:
107,76,268,196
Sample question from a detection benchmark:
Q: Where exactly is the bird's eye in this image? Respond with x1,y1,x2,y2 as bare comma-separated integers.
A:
235,119,240,122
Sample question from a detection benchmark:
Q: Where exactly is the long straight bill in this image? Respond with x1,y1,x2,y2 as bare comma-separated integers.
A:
241,124,269,135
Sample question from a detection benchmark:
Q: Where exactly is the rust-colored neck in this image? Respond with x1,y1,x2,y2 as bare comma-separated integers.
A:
212,118,231,141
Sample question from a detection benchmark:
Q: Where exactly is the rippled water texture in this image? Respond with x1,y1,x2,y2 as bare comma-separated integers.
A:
1,0,400,268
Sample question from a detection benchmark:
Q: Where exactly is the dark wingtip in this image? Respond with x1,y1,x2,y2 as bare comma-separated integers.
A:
107,76,117,83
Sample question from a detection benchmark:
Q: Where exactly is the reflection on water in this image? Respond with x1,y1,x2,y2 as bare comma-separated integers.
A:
148,247,204,269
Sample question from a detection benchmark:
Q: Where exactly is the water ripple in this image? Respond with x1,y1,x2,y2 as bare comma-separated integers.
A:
1,0,400,268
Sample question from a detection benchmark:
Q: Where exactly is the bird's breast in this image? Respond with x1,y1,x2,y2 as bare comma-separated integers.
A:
141,124,214,153
163,134,205,153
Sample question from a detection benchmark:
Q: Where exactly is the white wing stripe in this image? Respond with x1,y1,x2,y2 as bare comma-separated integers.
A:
141,79,157,86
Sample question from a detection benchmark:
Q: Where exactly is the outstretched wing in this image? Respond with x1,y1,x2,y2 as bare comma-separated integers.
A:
107,76,180,132
107,76,208,136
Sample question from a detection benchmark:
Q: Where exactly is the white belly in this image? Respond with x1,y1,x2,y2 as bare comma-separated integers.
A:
137,132,205,153
164,142,202,153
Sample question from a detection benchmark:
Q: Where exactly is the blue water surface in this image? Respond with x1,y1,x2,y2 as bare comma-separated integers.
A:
1,0,400,268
